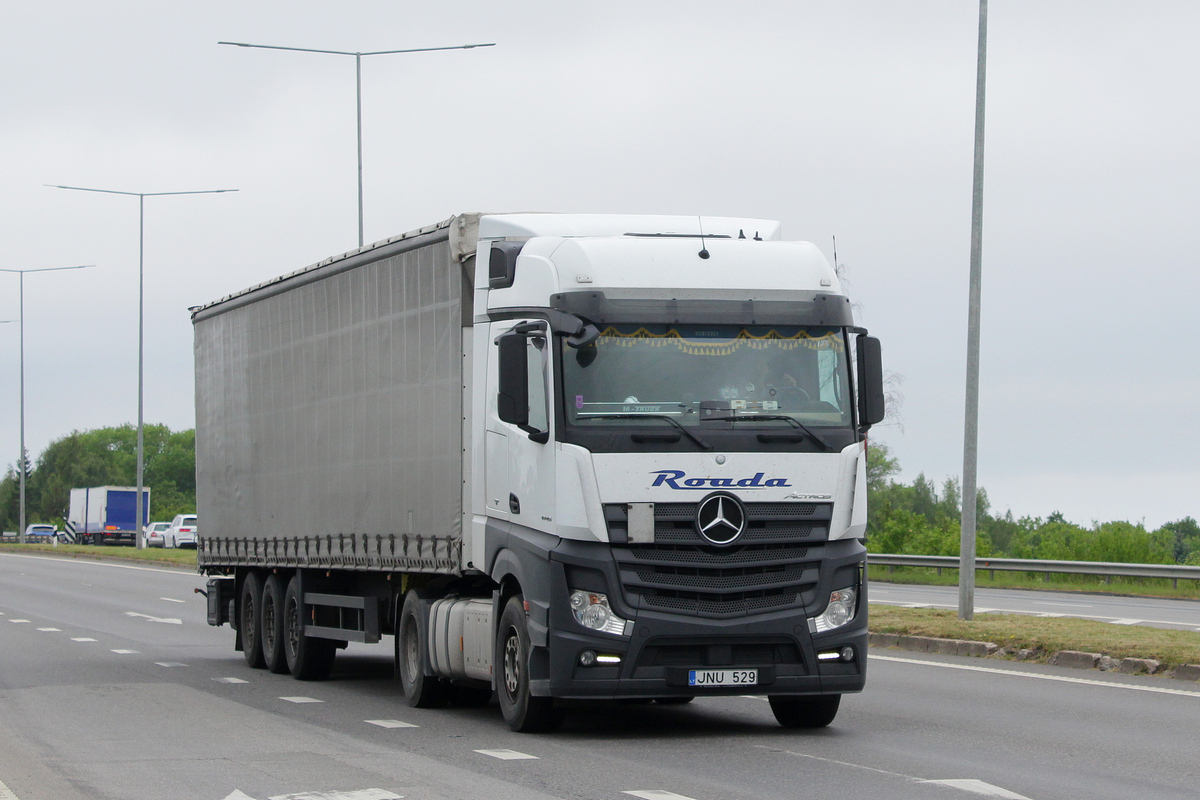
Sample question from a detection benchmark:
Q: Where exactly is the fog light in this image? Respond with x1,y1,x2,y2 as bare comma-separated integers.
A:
807,587,858,633
569,590,631,635
579,650,597,667
840,646,855,662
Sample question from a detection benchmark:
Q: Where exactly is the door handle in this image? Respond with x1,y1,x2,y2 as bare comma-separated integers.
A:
509,493,521,515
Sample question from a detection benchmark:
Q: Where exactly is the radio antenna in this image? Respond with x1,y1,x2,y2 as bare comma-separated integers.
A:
698,216,710,259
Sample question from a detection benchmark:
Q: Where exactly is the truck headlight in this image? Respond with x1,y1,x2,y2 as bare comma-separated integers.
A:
808,587,857,633
569,590,630,636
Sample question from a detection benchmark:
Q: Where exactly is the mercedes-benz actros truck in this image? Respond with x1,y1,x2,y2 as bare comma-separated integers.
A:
195,213,884,732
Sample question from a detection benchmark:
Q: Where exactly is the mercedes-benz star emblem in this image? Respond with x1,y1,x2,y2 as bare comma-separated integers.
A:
695,492,746,545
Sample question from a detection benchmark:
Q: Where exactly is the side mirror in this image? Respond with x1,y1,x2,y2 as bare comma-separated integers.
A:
497,332,529,426
856,335,885,427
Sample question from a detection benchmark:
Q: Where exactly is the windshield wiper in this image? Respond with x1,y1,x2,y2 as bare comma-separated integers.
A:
581,414,713,451
703,414,832,451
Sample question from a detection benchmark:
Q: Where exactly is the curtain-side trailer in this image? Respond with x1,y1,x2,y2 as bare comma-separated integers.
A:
195,213,884,731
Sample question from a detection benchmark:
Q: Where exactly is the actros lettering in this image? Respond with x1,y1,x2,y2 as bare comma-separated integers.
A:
650,470,791,490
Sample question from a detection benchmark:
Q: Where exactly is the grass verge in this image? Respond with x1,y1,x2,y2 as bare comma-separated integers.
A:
870,604,1200,669
869,565,1200,600
0,541,197,568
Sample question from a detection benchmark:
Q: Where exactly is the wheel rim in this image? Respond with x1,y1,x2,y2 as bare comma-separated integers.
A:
402,616,420,682
262,594,276,650
242,593,255,633
503,630,521,698
285,596,301,657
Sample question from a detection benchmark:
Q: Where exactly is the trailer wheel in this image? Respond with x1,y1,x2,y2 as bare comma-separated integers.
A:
768,694,840,728
260,573,289,674
240,572,266,669
283,575,335,680
396,592,445,707
496,596,563,732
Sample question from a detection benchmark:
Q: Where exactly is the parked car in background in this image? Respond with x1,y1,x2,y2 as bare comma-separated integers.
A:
24,524,57,541
164,514,198,549
144,521,170,548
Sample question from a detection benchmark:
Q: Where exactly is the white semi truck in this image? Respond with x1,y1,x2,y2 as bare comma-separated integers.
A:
194,213,884,732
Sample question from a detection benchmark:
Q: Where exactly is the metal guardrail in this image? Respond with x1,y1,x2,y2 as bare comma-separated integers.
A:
868,553,1200,586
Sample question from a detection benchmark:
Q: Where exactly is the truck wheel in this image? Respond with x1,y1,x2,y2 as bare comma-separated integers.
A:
240,572,266,669
260,573,289,674
396,592,445,707
283,575,335,680
496,596,564,733
768,694,840,728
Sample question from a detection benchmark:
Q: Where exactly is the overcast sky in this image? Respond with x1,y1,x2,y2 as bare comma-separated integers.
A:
2,1,1197,529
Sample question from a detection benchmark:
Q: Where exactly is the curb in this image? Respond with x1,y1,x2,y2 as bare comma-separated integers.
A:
868,632,1200,683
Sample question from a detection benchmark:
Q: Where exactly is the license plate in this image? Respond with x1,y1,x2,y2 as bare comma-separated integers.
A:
688,669,758,687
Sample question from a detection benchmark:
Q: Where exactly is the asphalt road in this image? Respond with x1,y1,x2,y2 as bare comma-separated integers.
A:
2,552,1198,800
870,582,1200,631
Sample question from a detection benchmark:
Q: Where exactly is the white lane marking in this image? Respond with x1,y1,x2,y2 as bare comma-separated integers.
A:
267,790,402,800
160,597,186,603
37,627,61,632
624,792,700,800
757,746,1034,799
279,696,323,704
111,649,139,654
1038,601,1093,607
0,551,198,576
213,677,249,684
71,637,97,642
873,600,1189,629
9,619,30,624
0,777,21,800
920,779,1033,799
365,719,418,728
221,792,257,800
870,655,1200,698
155,662,188,668
1109,618,1141,625
740,694,769,702
125,611,182,625
474,749,538,760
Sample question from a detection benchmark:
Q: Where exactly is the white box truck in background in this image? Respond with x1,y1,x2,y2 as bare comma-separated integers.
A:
194,213,884,731
67,486,150,546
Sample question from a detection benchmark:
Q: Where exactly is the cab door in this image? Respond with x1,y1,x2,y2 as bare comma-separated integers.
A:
492,320,557,535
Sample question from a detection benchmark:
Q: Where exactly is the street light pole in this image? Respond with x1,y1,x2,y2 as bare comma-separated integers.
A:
47,185,237,548
218,40,495,248
0,265,94,544
960,0,989,621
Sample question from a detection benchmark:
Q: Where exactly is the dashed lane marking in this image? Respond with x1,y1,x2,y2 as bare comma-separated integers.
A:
870,654,1200,698
624,792,700,800
920,779,1033,799
213,677,249,684
0,777,21,800
124,611,182,625
365,720,418,728
110,649,139,655
474,749,538,760
36,627,61,632
279,696,323,704
155,662,188,668
71,637,97,642
159,597,186,603
8,620,30,624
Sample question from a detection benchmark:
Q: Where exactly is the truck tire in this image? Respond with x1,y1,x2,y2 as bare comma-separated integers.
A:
240,572,266,669
496,596,564,733
396,592,446,707
260,573,289,674
283,574,335,680
768,694,840,728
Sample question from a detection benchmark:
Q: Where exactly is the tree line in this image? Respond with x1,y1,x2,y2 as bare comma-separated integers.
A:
0,424,196,531
866,442,1200,566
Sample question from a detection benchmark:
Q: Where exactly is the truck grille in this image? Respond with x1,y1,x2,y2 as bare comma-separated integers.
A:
606,502,830,618
604,501,830,546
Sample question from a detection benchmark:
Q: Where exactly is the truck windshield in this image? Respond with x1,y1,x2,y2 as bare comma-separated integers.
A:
562,323,853,429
